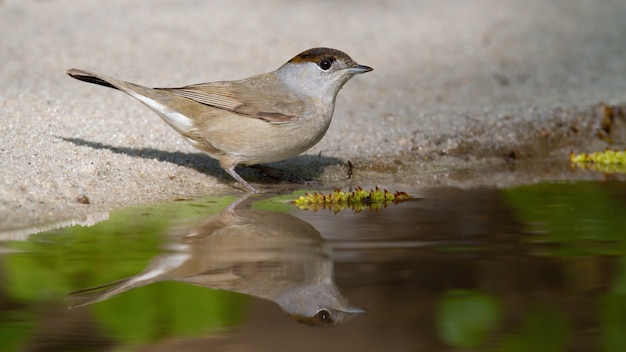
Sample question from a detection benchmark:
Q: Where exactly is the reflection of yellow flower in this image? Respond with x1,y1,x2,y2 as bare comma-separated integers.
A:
570,150,626,174
294,187,411,212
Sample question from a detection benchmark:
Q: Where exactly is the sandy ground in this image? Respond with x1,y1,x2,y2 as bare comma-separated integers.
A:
1,0,626,232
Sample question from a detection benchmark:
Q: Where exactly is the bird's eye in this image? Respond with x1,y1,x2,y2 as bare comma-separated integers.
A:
318,59,333,71
316,309,332,323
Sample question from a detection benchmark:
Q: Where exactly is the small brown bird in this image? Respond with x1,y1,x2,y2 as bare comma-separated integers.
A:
67,48,372,192
67,194,366,326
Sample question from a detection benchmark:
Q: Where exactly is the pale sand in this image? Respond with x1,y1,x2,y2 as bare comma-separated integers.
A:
2,0,625,231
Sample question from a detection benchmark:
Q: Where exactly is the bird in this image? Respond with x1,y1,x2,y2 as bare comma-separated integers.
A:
67,194,366,327
67,48,373,192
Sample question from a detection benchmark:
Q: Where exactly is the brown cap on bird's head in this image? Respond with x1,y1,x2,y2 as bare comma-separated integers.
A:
286,47,373,74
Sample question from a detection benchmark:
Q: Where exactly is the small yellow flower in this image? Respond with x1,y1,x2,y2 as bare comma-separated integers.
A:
570,149,626,174
294,187,411,212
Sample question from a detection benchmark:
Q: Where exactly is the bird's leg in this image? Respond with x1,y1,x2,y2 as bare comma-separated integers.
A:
225,167,258,193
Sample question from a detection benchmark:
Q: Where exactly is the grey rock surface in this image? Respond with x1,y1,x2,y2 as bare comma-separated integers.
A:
1,0,625,231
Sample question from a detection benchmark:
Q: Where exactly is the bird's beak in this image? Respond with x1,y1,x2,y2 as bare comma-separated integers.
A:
340,306,368,314
346,64,373,74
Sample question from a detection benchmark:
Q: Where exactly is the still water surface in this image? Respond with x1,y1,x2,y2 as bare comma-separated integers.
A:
1,180,625,351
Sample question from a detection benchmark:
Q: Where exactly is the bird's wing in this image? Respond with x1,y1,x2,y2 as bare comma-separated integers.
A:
158,80,305,123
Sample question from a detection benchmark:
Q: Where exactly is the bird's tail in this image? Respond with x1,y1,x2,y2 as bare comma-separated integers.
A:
66,277,136,308
66,68,195,135
67,68,120,90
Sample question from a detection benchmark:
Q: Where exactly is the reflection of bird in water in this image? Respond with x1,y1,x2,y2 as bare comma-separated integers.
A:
68,195,365,326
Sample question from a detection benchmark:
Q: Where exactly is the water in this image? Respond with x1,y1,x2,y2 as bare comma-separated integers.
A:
1,181,625,351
